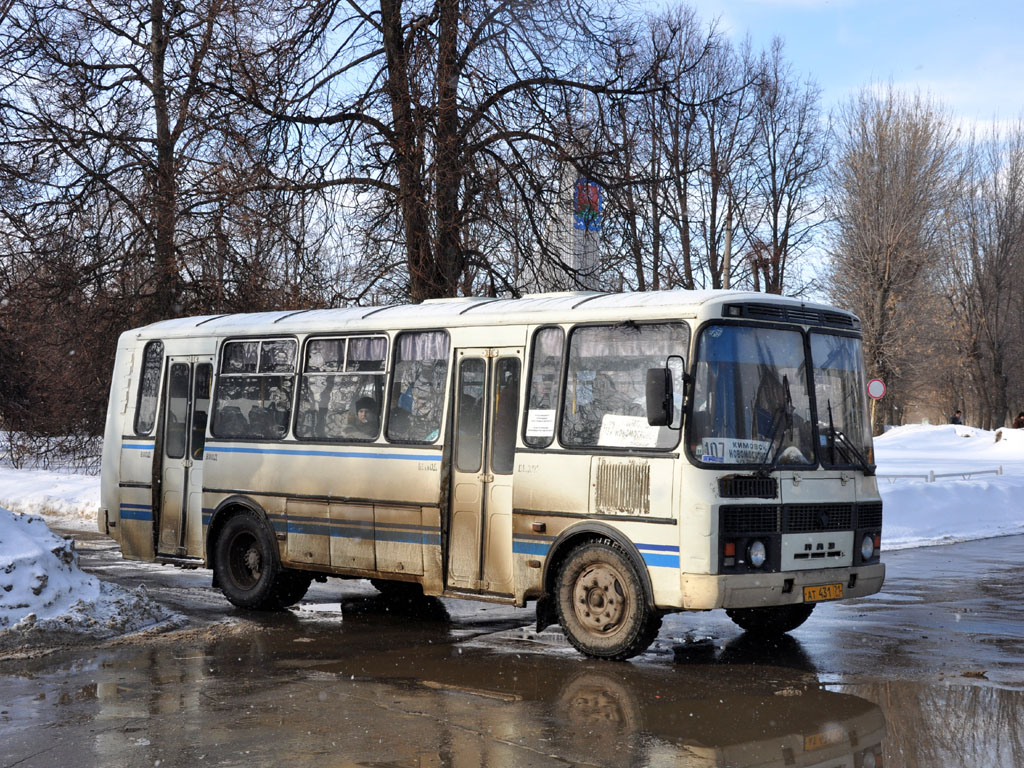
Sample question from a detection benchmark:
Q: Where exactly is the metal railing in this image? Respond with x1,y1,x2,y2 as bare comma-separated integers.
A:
877,467,1004,483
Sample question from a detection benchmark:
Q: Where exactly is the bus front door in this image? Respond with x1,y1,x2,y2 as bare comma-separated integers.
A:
157,357,212,558
447,347,523,595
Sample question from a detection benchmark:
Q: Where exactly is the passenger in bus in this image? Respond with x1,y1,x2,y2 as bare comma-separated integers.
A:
388,407,412,440
217,405,248,437
268,386,291,435
342,397,379,438
247,405,274,437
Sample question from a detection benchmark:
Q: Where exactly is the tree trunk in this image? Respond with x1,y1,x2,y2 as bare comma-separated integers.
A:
151,0,179,320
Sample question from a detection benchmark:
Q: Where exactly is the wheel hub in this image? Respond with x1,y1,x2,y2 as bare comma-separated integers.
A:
573,564,627,634
243,545,261,575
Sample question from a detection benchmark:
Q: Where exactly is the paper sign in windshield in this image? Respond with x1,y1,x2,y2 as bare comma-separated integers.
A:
598,414,661,448
698,437,770,464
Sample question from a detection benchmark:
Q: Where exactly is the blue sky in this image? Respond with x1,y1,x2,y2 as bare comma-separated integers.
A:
685,0,1024,125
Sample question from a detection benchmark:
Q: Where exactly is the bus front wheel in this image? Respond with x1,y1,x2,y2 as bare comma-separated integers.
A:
213,512,310,610
725,603,815,635
555,539,661,661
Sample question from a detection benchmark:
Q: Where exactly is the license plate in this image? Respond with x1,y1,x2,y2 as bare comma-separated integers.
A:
804,726,845,751
803,583,843,602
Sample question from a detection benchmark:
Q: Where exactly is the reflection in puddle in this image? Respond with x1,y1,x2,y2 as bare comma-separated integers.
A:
7,622,1019,767
0,629,888,768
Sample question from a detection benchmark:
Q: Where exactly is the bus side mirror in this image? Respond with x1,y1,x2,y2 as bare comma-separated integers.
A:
646,368,672,427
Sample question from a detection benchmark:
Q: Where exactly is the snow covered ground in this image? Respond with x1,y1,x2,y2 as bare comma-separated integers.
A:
0,423,1021,647
874,424,1024,550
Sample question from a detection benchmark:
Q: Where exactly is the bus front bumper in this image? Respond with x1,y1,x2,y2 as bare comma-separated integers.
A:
679,563,885,611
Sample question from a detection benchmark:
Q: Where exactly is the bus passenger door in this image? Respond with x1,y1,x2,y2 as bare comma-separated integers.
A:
158,357,212,557
447,348,521,595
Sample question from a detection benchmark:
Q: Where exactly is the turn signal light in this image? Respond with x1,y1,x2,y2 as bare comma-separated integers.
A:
723,542,736,557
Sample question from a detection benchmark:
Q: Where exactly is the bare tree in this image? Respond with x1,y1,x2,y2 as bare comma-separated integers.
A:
0,0,338,440
742,38,828,294
939,124,1024,428
827,86,959,433
232,0,684,301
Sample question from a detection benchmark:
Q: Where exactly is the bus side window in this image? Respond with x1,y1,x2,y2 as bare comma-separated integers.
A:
492,358,521,474
134,340,164,435
523,327,563,448
296,335,387,442
191,363,212,459
212,339,296,440
560,323,687,450
386,331,450,443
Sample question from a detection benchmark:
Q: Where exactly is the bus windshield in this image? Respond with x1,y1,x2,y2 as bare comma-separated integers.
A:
689,324,815,467
811,332,873,468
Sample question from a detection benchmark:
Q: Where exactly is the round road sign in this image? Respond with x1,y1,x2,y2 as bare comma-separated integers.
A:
867,378,886,399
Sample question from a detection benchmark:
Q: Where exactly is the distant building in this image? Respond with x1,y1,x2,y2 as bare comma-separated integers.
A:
534,169,602,292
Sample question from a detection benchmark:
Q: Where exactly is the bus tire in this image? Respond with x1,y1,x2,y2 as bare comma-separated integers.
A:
555,539,661,661
725,603,815,635
274,571,313,608
214,512,292,610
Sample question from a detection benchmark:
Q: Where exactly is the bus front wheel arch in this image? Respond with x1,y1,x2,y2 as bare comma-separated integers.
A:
554,538,662,661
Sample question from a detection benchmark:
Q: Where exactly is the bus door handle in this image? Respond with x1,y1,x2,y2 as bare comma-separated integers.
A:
480,473,495,483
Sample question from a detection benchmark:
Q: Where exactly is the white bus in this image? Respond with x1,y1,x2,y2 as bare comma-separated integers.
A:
99,289,884,659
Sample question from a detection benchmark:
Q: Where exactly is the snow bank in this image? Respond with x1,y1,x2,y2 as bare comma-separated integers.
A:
0,506,175,652
874,424,1024,549
0,465,99,530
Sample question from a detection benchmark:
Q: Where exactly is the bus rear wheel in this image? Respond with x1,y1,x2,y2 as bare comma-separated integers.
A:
725,603,815,635
555,539,661,661
214,512,309,610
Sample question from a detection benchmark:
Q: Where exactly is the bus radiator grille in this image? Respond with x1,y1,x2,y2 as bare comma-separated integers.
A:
720,505,783,534
718,475,778,499
721,503,870,535
786,504,853,533
857,502,883,529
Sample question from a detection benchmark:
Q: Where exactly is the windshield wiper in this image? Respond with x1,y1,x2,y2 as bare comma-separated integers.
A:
757,374,793,477
826,399,874,475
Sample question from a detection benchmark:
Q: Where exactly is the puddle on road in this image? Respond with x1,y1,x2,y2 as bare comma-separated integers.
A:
3,614,1021,768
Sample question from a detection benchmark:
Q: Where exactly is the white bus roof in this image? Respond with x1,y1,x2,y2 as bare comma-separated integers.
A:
125,289,858,339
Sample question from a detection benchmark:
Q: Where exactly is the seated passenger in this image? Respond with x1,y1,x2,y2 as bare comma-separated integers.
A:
217,406,249,437
248,405,283,438
342,397,379,438
388,407,412,441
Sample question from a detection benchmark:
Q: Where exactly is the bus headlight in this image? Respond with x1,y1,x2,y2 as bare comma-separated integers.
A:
861,533,875,561
748,540,767,568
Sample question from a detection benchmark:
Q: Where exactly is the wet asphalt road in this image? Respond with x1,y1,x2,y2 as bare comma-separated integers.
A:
2,532,1024,767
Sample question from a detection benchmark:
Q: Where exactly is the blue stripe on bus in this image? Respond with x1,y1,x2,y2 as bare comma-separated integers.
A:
123,443,155,450
512,539,680,567
284,521,440,546
641,552,680,568
204,445,441,461
636,542,679,552
512,539,551,556
119,506,153,521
